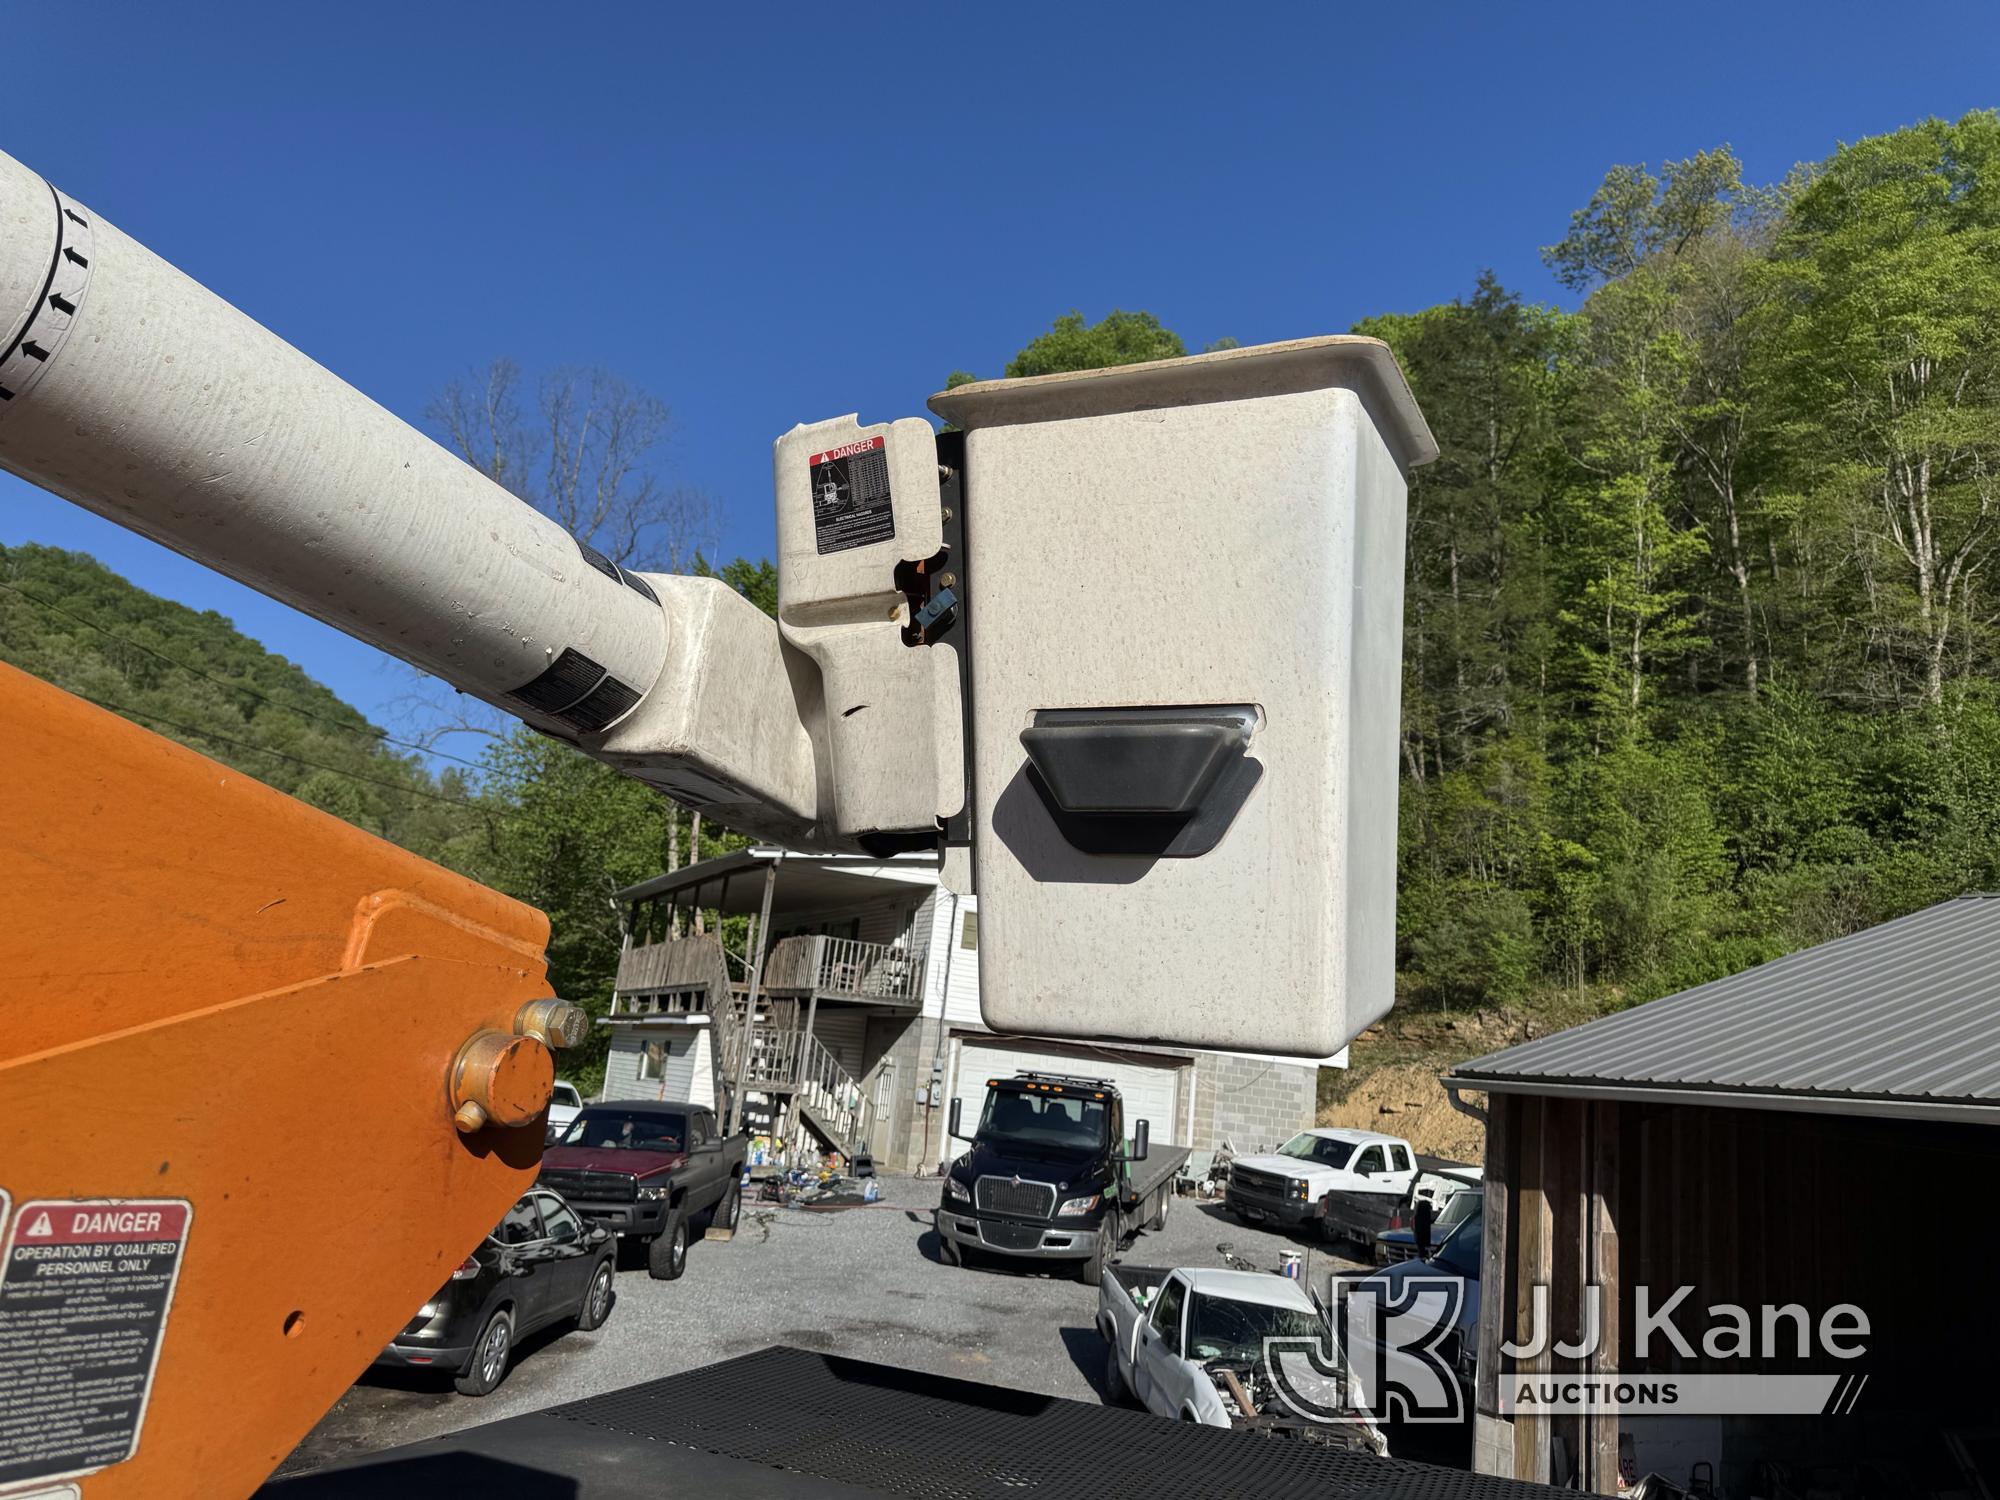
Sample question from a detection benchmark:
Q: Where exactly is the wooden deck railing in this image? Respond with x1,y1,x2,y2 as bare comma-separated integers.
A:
760,935,925,1006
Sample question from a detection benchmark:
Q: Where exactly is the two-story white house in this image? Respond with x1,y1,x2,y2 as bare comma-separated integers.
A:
598,848,1339,1173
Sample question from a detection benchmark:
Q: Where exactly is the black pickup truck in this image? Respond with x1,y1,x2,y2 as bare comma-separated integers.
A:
935,1071,1188,1282
538,1101,747,1281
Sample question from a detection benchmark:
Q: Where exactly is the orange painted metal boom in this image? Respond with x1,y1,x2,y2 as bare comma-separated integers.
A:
0,661,558,1497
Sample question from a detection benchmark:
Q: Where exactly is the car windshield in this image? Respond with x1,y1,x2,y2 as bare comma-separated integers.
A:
1431,1189,1478,1238
1430,1206,1484,1276
978,1089,1108,1155
1277,1132,1355,1169
1185,1293,1325,1363
557,1109,685,1153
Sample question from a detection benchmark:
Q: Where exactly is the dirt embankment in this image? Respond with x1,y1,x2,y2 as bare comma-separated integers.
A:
1316,1063,1486,1161
1314,1002,1576,1163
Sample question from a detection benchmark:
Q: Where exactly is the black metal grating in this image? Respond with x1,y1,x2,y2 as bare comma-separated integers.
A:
536,1168,638,1204
621,568,659,605
555,673,641,735
975,1177,1055,1218
1231,1166,1292,1197
543,1346,1559,1500
979,1220,1043,1251
504,647,606,718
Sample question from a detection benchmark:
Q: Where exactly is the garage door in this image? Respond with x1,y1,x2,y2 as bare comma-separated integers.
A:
951,1038,1185,1146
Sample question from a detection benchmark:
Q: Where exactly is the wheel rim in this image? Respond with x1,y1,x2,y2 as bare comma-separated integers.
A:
480,1320,509,1384
672,1225,686,1270
588,1265,611,1322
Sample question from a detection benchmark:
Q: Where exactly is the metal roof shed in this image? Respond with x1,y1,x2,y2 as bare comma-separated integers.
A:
1441,895,2000,1491
1445,893,2000,1125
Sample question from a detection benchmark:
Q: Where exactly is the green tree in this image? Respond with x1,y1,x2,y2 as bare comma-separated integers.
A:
1754,111,2000,705
948,310,1187,387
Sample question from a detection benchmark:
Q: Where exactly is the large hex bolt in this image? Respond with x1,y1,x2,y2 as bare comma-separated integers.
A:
450,1029,555,1134
513,997,590,1051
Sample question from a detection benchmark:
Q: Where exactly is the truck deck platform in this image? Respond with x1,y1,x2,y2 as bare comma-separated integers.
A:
263,1345,1556,1499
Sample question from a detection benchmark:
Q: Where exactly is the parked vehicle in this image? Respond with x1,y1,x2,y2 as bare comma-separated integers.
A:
1224,1128,1416,1248
539,1101,748,1280
1374,1172,1481,1265
935,1072,1189,1282
1354,1200,1485,1401
1097,1263,1387,1453
375,1187,617,1395
546,1079,584,1143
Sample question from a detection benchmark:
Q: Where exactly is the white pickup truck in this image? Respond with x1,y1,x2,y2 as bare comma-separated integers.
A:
1223,1128,1418,1243
1096,1265,1386,1453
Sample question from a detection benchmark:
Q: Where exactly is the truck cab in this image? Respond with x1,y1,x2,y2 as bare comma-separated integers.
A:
1097,1264,1386,1452
935,1072,1187,1282
539,1101,747,1280
1224,1128,1417,1239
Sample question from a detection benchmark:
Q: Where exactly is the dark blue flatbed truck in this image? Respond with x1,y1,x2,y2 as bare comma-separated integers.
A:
934,1071,1189,1282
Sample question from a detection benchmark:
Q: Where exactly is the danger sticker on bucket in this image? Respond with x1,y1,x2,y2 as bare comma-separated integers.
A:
808,434,895,554
0,1198,192,1488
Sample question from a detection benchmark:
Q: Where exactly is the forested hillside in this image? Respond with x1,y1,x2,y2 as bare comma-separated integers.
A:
1378,113,2000,1020
0,543,477,859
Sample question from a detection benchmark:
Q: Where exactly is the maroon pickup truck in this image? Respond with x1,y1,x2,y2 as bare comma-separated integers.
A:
539,1101,748,1280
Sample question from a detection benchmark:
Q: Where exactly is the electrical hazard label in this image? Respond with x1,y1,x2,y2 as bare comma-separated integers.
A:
809,435,895,555
0,1198,192,1489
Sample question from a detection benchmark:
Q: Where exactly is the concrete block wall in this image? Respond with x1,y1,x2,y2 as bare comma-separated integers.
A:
1193,1054,1318,1157
859,1013,947,1173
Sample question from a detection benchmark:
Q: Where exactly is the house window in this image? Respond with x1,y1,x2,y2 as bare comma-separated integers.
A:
637,1040,670,1081
960,911,978,950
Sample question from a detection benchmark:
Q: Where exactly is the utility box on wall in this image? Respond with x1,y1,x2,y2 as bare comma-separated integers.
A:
929,337,1437,1057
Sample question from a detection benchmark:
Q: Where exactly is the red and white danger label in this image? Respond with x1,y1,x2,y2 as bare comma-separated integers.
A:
807,435,886,467
0,1198,192,1488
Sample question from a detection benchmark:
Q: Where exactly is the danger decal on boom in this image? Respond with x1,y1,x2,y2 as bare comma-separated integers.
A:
808,435,895,555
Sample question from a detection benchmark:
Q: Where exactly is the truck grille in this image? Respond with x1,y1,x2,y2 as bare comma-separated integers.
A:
980,1221,1044,1251
1230,1165,1293,1198
974,1176,1055,1218
538,1168,638,1204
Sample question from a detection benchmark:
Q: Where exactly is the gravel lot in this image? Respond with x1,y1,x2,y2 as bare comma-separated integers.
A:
274,1174,1367,1478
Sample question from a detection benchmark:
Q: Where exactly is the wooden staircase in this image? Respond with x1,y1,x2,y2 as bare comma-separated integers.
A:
716,993,875,1161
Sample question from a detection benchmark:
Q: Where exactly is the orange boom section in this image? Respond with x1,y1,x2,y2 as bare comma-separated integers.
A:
0,661,560,1498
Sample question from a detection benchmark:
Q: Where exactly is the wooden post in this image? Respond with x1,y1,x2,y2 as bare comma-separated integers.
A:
1512,1093,1551,1483
1588,1101,1622,1494
1477,1092,1511,1427
725,861,776,1137
1546,1098,1586,1484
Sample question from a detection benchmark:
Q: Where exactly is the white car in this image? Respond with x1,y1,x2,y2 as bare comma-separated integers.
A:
1222,1128,1418,1240
1097,1264,1386,1452
546,1080,584,1142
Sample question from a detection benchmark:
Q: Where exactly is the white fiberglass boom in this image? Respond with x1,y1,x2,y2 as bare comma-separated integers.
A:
0,145,1439,1056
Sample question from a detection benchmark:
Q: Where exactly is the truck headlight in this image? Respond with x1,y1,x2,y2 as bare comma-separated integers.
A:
1057,1193,1100,1216
638,1186,671,1201
945,1177,970,1203
1291,1180,1309,1200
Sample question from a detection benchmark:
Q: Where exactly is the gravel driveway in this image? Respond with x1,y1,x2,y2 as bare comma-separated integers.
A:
274,1175,1366,1478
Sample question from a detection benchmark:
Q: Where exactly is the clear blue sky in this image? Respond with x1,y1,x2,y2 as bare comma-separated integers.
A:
4,1,1994,752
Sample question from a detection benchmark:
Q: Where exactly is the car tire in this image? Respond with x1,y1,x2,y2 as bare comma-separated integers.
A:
1077,1212,1117,1284
647,1211,689,1281
576,1257,615,1331
1148,1190,1169,1233
454,1310,513,1396
1102,1341,1130,1405
714,1182,742,1232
